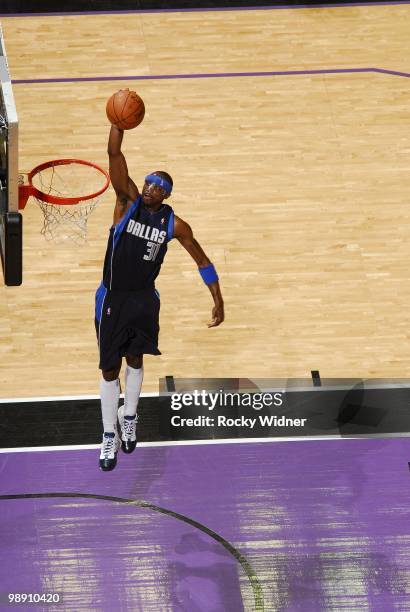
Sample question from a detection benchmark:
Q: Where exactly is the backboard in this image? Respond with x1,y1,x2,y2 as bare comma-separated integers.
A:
0,24,22,286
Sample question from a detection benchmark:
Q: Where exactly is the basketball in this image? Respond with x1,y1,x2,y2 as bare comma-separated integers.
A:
106,89,145,130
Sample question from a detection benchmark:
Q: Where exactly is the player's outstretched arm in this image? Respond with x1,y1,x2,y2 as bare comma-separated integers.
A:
174,216,224,327
107,125,139,224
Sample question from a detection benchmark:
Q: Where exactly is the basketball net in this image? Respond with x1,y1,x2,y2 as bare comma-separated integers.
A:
19,159,110,245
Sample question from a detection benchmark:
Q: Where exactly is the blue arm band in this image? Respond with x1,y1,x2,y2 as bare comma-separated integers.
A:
199,263,219,285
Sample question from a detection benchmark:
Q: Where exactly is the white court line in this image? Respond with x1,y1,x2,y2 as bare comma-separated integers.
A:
0,432,409,454
0,392,158,403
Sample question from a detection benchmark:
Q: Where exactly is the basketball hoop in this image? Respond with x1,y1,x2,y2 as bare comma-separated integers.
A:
19,159,110,244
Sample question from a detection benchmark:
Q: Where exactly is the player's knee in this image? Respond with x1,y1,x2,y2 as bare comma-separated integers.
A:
125,353,143,369
102,365,121,381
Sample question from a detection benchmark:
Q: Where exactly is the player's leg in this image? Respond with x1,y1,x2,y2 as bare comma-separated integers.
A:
101,362,122,431
117,288,160,453
95,286,128,470
99,361,122,471
118,353,143,453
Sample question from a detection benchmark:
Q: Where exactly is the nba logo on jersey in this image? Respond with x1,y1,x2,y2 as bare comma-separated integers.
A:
107,307,111,316
161,218,165,225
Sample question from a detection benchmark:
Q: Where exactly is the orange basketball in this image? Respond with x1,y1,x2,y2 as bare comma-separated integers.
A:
106,89,145,130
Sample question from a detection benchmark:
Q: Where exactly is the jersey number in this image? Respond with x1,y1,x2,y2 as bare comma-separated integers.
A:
143,241,161,262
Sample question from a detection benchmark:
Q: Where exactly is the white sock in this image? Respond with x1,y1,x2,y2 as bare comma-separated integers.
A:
124,365,144,418
100,378,120,432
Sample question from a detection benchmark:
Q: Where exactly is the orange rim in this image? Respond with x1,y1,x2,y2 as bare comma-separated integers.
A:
22,158,110,206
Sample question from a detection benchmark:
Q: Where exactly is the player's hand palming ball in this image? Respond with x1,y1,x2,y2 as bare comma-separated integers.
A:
106,89,145,130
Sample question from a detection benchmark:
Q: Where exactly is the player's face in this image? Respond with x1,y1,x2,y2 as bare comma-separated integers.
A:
141,180,168,208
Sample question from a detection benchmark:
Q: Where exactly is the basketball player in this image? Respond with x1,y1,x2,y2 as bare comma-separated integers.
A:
96,125,224,470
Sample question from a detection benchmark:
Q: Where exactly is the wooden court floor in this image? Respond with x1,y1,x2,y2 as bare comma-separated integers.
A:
1,4,410,397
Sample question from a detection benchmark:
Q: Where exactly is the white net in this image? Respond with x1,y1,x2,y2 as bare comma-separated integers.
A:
31,160,108,245
36,198,98,245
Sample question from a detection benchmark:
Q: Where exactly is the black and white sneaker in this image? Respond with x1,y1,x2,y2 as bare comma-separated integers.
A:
99,431,120,471
118,405,137,453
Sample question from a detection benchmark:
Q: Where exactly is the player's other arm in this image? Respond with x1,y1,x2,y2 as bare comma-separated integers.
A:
107,125,139,224
174,216,224,327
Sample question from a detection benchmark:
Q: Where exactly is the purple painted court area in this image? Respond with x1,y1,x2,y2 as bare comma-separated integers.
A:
1,438,410,611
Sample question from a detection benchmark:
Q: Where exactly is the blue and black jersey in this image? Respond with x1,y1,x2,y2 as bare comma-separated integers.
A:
95,196,174,368
102,196,174,291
